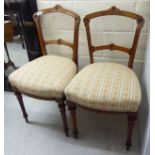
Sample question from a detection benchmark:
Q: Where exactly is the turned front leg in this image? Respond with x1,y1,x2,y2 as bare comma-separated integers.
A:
14,91,29,123
68,103,78,139
57,99,69,137
125,112,137,150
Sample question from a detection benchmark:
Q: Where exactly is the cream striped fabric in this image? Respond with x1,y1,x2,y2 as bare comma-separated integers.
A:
9,55,77,99
65,63,142,112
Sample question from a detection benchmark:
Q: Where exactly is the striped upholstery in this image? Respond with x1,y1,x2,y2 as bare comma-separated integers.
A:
65,63,142,112
9,55,77,99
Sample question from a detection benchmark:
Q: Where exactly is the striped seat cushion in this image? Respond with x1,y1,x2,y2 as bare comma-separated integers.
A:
65,63,142,112
9,55,77,99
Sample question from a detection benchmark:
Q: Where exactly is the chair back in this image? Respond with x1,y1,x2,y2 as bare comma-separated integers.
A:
83,6,144,68
33,5,80,65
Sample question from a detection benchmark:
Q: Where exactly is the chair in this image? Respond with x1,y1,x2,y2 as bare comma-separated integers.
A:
9,5,80,136
64,6,144,149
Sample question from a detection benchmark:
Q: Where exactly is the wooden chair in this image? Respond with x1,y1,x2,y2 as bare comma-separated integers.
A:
64,6,144,149
9,5,80,136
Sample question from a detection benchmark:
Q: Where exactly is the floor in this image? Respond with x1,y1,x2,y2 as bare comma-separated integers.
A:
4,92,140,155
4,36,28,68
4,37,140,155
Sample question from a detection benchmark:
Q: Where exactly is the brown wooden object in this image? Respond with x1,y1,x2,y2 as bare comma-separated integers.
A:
4,20,13,42
83,6,144,69
33,4,80,66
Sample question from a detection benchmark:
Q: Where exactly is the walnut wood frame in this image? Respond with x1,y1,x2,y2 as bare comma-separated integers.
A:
84,6,144,69
33,4,80,66
66,6,144,150
11,5,80,137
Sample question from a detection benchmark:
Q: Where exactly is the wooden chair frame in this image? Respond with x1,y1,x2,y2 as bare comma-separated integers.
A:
11,5,80,137
66,6,144,150
33,4,80,65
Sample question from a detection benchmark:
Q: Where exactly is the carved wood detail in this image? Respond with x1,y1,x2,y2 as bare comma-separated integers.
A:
83,6,144,68
33,4,80,65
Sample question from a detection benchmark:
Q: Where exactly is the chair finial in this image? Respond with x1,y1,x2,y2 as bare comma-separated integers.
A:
109,6,120,13
55,4,62,11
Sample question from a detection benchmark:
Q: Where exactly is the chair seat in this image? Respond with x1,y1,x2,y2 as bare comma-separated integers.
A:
65,62,142,112
9,55,77,99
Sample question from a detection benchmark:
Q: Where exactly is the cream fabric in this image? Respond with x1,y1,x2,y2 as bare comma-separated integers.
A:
9,55,77,99
65,63,142,112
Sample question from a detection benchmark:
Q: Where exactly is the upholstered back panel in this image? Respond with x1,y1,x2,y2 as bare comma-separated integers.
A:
33,5,80,65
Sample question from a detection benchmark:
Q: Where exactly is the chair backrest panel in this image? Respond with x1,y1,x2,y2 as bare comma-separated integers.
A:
33,5,80,65
83,6,144,68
